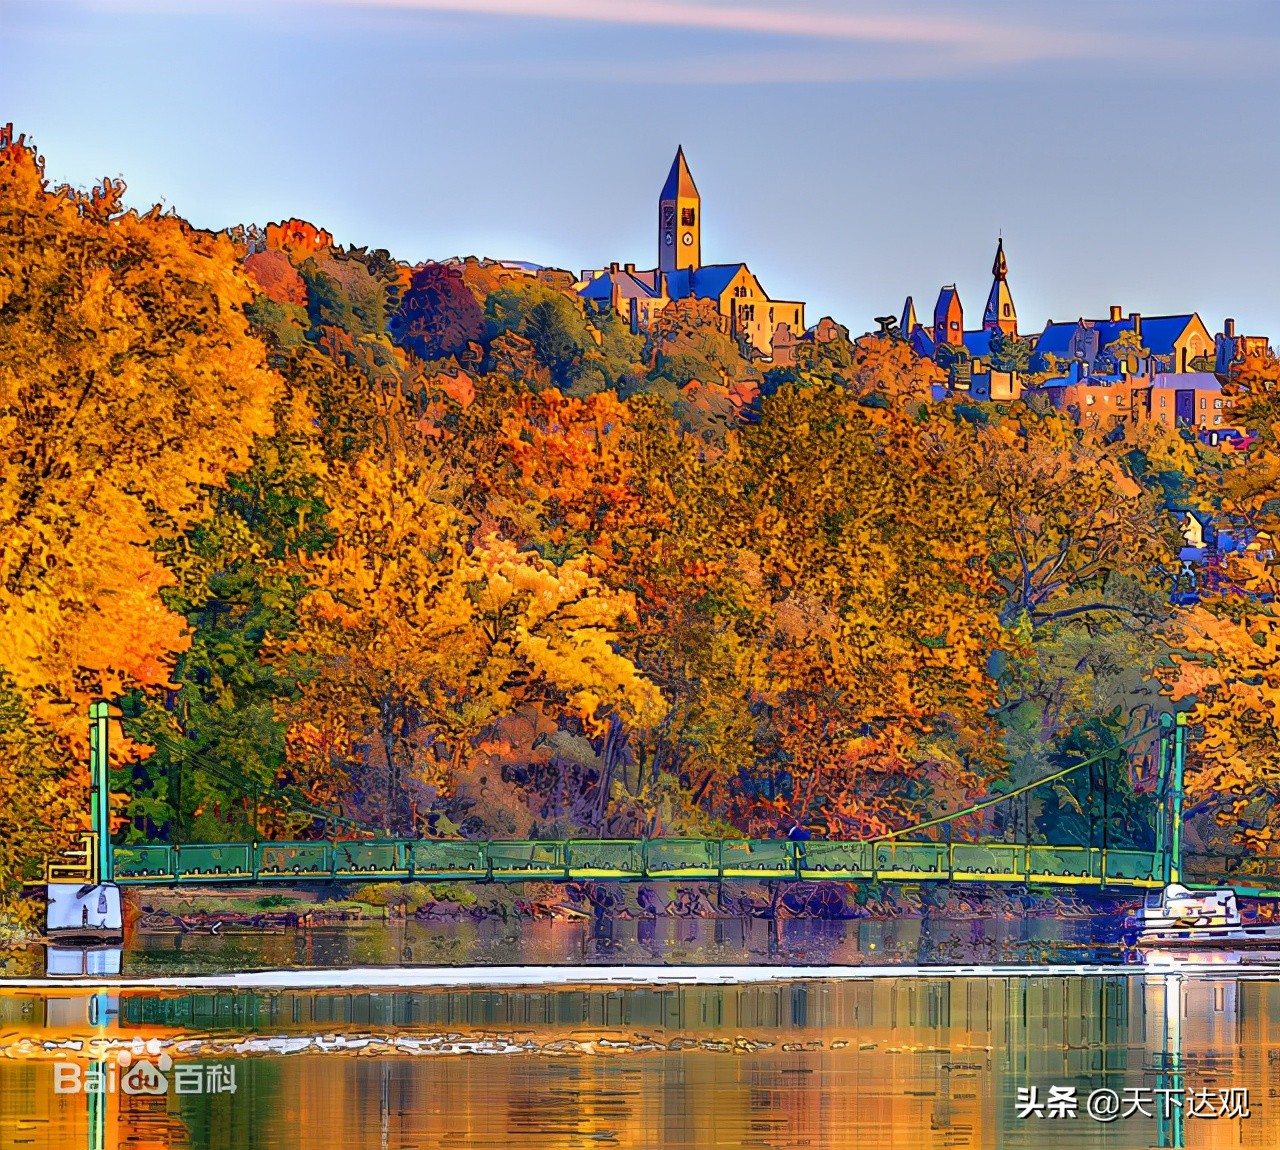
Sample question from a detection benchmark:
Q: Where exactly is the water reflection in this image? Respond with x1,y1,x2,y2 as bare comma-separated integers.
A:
113,912,1137,978
1,971,1276,1149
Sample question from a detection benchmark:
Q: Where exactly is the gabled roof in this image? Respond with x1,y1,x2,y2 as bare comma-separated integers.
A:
577,268,664,303
662,267,691,299
687,263,749,300
577,275,613,302
1137,315,1199,356
1034,321,1080,356
1090,319,1131,349
660,147,699,201
934,285,960,323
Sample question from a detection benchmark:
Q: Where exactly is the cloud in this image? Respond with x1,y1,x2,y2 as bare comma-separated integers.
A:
70,0,1280,83
313,0,1104,60
85,0,1106,63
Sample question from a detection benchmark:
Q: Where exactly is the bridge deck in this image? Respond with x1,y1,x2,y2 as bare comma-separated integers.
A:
110,839,1167,888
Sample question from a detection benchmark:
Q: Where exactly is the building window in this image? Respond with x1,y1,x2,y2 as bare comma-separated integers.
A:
1214,398,1222,409
1201,398,1207,409
1214,415,1222,424
1003,304,1010,317
1086,395,1095,406
742,304,755,322
950,321,960,331
1161,394,1167,406
681,207,696,226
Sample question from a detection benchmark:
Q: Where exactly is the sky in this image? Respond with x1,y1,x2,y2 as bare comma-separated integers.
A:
4,0,1280,339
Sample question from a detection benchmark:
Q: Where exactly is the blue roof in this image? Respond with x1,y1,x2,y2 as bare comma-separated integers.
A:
963,330,994,358
1033,322,1077,356
1138,315,1197,356
578,275,613,302
686,264,747,301
909,327,935,358
934,285,960,323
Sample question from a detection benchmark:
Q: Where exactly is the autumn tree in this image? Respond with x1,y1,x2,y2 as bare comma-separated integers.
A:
0,129,285,901
987,328,1033,374
389,262,485,363
1097,328,1151,375
702,379,1007,837
273,451,664,834
1161,604,1280,852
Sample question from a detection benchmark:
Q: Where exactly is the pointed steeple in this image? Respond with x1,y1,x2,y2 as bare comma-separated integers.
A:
660,146,699,201
658,146,701,272
983,237,1017,336
900,295,917,335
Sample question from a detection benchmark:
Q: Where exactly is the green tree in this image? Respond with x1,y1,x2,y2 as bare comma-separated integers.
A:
987,328,1032,373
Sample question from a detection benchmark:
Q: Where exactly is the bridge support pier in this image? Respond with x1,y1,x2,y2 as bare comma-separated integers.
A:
46,881,123,945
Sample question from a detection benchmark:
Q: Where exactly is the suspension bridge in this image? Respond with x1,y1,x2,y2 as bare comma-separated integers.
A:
45,704,1242,903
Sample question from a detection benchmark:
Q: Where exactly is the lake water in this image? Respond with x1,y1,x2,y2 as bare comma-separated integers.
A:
2,915,1277,1149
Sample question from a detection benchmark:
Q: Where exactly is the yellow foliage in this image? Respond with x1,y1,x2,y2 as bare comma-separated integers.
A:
0,134,285,888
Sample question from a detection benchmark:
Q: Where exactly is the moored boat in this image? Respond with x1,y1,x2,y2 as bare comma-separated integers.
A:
1136,883,1280,948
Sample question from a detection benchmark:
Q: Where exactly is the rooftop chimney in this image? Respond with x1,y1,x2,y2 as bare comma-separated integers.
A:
1224,317,1236,338
623,262,635,274
1129,312,1142,338
609,262,620,274
1110,305,1122,322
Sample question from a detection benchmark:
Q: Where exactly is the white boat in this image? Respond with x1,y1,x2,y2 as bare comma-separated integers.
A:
1136,883,1280,948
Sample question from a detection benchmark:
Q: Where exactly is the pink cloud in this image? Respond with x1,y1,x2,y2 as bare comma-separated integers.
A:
289,0,1104,59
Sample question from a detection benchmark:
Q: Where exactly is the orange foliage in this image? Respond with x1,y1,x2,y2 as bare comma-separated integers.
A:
244,248,309,306
265,218,332,261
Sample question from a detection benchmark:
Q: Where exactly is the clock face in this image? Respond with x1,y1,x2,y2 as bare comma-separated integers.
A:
664,232,673,246
681,232,693,246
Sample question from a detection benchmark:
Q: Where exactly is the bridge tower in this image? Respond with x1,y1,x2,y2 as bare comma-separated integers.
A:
46,700,123,944
1151,712,1188,887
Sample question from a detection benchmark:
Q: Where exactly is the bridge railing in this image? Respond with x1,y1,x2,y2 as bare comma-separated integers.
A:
110,838,1165,887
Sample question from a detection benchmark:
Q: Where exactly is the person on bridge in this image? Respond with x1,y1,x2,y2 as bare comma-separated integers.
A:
787,822,811,865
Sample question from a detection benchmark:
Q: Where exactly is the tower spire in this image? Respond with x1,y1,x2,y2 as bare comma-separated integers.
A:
658,146,701,272
992,236,1008,280
983,237,1017,336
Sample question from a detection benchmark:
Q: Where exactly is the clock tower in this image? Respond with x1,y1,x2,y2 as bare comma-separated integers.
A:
658,146,701,272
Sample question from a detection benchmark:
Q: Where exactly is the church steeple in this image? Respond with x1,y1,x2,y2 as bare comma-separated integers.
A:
900,295,918,336
982,237,1017,335
658,146,701,272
